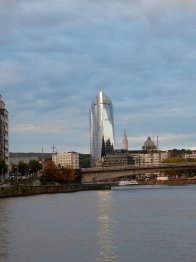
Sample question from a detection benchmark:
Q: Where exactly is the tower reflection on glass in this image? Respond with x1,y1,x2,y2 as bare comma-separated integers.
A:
89,91,115,167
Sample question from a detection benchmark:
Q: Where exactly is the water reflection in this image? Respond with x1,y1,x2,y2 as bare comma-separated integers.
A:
96,191,119,262
0,200,9,261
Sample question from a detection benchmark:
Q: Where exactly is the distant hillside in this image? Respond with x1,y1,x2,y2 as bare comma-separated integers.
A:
9,152,52,161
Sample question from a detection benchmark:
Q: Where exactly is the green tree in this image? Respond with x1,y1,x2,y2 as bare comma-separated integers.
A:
17,161,29,176
29,160,42,174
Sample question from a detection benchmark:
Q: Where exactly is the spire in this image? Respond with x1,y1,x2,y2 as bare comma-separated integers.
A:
122,130,128,150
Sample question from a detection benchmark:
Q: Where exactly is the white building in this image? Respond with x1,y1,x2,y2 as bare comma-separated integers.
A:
183,153,196,160
52,152,79,169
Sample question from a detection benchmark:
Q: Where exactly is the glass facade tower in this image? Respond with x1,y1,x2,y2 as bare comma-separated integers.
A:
89,91,115,167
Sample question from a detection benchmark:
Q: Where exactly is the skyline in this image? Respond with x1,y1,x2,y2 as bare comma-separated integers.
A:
1,0,196,153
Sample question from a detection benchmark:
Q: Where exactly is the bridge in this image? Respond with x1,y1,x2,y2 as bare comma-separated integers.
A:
81,163,196,183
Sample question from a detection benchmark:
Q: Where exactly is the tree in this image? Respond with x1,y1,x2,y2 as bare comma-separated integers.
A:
17,161,29,176
29,160,42,174
61,167,77,183
43,161,60,182
162,157,186,163
10,163,18,174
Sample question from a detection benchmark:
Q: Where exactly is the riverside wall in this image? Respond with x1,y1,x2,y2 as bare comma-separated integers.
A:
0,184,111,198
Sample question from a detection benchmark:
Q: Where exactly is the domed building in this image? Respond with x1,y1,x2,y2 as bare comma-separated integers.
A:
142,136,157,151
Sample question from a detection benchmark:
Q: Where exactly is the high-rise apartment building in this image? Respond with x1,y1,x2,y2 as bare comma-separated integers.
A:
89,91,115,167
0,95,9,165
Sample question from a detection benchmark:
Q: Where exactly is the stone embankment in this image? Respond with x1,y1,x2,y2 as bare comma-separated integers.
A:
0,184,111,198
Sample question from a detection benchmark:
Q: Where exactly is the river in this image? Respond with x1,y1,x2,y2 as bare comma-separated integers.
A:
0,185,196,262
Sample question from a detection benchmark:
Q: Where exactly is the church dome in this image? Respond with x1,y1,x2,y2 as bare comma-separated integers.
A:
142,136,157,151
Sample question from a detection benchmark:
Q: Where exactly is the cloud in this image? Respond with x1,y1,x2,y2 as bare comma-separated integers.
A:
0,0,196,152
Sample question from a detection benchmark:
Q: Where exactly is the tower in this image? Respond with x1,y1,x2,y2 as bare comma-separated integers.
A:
89,91,115,167
122,130,128,150
0,95,9,165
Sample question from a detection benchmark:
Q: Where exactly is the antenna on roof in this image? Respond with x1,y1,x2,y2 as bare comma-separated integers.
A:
51,144,55,154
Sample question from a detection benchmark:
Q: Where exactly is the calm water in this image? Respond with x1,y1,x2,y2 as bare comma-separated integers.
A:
0,185,196,262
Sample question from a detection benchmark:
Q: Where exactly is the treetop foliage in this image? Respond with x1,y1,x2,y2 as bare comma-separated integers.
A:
43,161,79,183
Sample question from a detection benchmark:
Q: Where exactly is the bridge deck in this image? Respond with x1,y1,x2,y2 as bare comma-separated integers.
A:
81,163,196,183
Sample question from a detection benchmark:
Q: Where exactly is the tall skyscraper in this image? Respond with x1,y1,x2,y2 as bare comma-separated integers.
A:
0,95,9,165
89,91,115,167
122,130,128,150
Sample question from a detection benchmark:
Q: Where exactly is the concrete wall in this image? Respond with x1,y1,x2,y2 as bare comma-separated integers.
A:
0,184,111,198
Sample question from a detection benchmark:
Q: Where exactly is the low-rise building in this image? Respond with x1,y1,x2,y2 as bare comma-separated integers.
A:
52,152,79,169
102,154,131,167
128,151,169,166
183,153,196,160
97,150,169,167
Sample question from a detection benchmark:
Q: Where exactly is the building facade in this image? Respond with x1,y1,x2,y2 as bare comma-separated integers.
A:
89,91,115,167
52,152,79,169
0,95,9,165
97,150,169,168
128,151,169,166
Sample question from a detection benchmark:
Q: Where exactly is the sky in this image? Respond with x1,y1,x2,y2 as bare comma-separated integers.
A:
1,0,196,153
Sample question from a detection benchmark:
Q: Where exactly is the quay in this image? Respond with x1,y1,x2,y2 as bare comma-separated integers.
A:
0,184,111,198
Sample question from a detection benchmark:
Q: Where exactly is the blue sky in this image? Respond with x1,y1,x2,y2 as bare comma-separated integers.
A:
1,0,196,153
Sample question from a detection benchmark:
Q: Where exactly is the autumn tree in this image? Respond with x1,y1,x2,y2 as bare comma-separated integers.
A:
10,163,18,174
162,157,186,163
61,167,77,183
43,161,60,182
